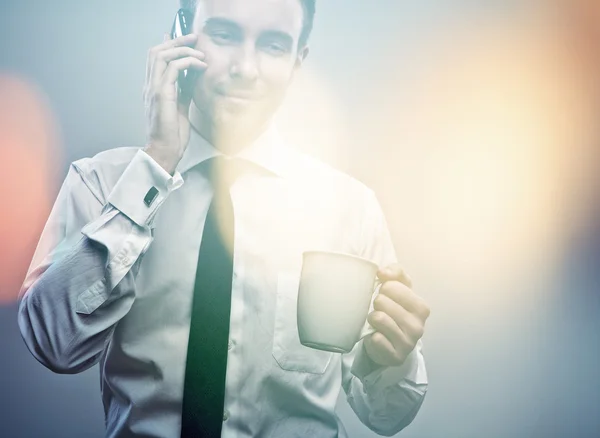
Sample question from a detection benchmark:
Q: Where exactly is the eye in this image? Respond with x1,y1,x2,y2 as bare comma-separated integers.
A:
263,42,287,56
211,31,234,44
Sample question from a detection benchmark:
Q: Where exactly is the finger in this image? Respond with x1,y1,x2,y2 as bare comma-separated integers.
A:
145,46,157,86
147,32,176,84
367,332,397,362
153,49,205,90
377,263,413,288
367,309,412,354
148,34,198,86
155,33,198,52
379,280,430,321
158,47,205,65
162,57,207,89
146,33,170,84
373,294,425,341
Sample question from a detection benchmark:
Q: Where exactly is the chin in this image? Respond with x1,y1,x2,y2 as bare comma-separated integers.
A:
192,91,278,145
212,102,272,138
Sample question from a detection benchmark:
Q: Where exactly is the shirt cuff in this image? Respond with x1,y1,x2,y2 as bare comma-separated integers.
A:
351,340,426,395
107,149,184,227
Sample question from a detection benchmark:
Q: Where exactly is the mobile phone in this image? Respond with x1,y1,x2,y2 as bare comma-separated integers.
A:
170,8,197,103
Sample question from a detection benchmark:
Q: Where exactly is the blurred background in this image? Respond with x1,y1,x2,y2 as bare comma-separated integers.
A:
1,0,599,437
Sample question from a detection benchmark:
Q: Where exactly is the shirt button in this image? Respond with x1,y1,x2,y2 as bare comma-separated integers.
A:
121,256,130,266
223,410,230,422
228,340,234,351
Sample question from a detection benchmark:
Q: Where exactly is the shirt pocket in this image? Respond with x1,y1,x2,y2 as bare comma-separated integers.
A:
272,273,333,374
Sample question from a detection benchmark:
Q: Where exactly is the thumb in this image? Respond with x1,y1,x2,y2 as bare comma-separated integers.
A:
377,263,413,287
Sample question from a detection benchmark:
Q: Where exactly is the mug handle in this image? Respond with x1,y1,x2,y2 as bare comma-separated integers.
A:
358,278,383,341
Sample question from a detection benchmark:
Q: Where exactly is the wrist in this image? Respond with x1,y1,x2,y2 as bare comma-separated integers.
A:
143,143,181,176
362,340,386,369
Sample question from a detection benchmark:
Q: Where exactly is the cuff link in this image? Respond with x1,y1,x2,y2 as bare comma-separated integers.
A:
144,186,159,207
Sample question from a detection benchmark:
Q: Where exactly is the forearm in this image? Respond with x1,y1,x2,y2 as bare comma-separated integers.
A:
18,209,151,374
343,189,429,434
344,340,428,436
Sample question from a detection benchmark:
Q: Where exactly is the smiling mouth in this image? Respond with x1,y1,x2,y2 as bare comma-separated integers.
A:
216,89,260,101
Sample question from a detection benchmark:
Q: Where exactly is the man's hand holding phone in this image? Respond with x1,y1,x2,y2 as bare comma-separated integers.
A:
143,33,206,175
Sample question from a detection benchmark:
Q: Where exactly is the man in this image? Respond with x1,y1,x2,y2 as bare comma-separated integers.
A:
18,0,430,437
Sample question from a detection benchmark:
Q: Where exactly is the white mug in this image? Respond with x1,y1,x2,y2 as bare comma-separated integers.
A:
297,251,380,353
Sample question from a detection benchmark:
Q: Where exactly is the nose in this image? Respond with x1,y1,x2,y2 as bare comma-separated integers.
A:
229,44,258,82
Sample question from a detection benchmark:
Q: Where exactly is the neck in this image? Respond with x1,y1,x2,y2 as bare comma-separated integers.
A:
188,101,271,155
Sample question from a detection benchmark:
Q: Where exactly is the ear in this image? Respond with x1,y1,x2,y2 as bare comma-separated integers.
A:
294,45,310,70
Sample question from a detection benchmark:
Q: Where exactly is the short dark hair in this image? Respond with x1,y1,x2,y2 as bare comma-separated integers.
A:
180,0,316,47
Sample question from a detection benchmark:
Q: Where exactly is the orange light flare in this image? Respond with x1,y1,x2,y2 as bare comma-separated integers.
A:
551,0,600,234
0,74,63,304
362,11,597,300
554,0,600,70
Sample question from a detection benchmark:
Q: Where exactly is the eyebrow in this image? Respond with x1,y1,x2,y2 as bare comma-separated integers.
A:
204,17,241,31
204,17,294,45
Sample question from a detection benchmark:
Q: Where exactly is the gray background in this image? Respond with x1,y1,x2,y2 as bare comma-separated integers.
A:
1,1,599,437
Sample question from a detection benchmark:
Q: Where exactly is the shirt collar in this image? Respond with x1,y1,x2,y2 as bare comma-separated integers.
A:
176,123,288,178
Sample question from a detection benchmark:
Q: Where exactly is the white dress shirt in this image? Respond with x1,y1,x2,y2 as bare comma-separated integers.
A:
18,125,428,438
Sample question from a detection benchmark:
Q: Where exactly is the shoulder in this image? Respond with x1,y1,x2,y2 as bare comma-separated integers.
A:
282,145,377,205
281,144,393,262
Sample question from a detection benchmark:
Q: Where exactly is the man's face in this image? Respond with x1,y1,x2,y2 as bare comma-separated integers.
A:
191,0,307,139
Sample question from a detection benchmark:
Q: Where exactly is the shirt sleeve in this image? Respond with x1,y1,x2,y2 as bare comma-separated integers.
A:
341,189,428,436
17,149,183,374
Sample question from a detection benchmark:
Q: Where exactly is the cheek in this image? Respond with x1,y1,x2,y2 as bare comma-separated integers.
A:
195,40,230,84
259,58,296,92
